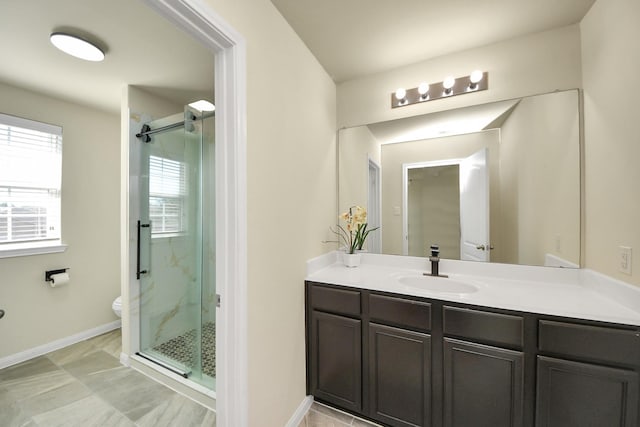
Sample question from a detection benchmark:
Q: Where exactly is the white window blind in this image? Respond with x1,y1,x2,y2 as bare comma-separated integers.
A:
0,113,62,245
149,155,187,235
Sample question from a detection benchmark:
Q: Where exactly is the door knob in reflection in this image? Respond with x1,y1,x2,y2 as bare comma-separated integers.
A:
476,245,495,251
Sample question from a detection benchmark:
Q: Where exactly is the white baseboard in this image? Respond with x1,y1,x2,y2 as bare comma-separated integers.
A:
0,320,121,370
286,395,314,427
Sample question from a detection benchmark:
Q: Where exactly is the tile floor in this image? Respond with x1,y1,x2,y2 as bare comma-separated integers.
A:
0,329,216,427
298,402,381,427
1,330,380,427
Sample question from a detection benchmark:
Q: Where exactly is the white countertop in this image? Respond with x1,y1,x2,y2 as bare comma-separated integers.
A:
306,252,640,327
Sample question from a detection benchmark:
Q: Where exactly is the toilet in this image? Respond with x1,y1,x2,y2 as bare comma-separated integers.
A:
112,296,122,318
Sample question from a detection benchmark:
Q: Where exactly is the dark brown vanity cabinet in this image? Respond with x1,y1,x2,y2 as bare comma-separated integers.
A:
308,285,363,412
368,295,432,427
442,307,525,427
307,283,433,426
443,339,523,427
369,323,431,427
305,281,640,427
535,320,640,427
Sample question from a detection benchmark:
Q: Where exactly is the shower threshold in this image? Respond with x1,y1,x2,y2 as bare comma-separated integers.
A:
136,350,192,378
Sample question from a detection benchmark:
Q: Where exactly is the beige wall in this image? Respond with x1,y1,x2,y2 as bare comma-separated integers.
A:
0,82,121,358
338,24,583,128
581,0,640,285
127,86,181,120
499,91,580,266
205,1,337,425
338,126,380,216
381,130,500,256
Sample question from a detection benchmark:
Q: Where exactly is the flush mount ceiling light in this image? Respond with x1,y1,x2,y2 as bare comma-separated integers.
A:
189,99,216,112
390,70,489,109
50,32,105,62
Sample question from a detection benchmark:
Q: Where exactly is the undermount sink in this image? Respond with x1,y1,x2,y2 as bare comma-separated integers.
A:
396,274,479,294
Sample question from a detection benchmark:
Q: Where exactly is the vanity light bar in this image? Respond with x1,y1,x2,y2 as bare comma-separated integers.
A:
391,71,489,109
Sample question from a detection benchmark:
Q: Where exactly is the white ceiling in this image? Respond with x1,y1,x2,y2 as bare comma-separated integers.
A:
0,0,214,114
0,1,596,114
270,0,596,82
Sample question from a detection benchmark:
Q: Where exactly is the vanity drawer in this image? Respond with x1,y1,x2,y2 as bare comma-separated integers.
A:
443,306,523,349
369,294,431,331
309,283,361,317
538,320,640,366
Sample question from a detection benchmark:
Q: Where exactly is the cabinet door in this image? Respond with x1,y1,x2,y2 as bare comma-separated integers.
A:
536,356,639,427
443,338,524,427
310,310,362,412
369,323,431,427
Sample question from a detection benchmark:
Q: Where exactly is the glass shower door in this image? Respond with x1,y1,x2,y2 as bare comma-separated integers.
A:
137,108,210,386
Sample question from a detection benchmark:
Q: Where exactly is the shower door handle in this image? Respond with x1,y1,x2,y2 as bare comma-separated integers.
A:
136,220,151,279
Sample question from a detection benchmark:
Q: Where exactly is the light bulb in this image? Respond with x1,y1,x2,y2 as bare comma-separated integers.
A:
443,76,455,90
395,88,407,101
418,82,429,97
470,70,483,84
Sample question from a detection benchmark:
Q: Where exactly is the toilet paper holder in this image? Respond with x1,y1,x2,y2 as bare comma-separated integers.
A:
45,268,69,282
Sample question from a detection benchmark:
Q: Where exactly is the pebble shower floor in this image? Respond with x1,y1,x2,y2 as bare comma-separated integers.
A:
152,321,216,378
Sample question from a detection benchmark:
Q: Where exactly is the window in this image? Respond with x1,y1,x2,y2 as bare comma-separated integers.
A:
149,155,187,235
0,113,62,249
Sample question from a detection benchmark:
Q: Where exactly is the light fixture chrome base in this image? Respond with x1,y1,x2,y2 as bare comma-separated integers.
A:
391,72,488,108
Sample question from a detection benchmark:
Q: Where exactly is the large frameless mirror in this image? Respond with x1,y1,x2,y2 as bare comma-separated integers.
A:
338,89,581,268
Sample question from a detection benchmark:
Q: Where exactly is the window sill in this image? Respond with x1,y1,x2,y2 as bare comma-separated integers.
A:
151,232,187,240
0,242,68,259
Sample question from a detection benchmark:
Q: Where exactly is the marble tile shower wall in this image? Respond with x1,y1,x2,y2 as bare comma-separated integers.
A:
145,236,200,346
0,329,216,426
145,125,201,346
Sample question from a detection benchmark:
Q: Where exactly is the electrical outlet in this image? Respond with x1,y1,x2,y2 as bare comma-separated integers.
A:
619,246,632,275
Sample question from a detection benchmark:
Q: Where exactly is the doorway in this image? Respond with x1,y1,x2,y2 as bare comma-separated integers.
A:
402,148,490,261
126,2,247,425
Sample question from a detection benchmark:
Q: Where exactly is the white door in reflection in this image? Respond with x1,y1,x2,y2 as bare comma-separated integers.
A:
459,148,490,262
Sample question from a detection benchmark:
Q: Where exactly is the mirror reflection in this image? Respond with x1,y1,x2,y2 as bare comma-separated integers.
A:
339,89,580,268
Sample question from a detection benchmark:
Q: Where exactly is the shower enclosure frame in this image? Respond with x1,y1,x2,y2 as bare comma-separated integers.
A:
135,108,214,386
119,1,247,425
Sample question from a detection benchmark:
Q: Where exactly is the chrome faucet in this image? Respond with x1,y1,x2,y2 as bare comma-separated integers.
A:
425,244,448,278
